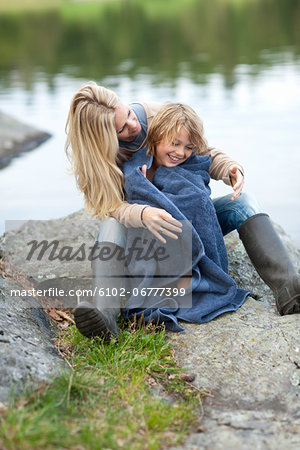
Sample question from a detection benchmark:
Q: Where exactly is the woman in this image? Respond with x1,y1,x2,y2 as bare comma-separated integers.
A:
65,82,300,338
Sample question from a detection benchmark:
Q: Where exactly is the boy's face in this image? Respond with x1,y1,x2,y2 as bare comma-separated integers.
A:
155,127,194,168
114,102,142,141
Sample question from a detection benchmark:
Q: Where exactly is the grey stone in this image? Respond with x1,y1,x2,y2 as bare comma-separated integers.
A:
0,111,51,168
3,209,101,307
0,278,67,403
1,209,300,449
0,210,99,403
168,232,300,450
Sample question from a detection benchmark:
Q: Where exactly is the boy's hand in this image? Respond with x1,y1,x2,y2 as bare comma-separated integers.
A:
229,166,244,201
141,164,147,178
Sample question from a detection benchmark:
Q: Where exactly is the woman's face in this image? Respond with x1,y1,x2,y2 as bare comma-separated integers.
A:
114,102,142,142
154,127,194,168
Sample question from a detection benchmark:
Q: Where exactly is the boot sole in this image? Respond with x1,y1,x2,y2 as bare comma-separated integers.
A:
74,301,114,339
276,291,300,315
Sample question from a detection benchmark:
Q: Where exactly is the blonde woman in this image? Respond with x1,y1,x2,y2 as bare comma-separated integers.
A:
65,83,300,338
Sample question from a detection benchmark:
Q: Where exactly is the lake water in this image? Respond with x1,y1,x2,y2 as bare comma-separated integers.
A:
0,0,300,247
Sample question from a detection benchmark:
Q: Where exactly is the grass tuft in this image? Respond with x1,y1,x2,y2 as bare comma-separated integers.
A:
0,318,206,449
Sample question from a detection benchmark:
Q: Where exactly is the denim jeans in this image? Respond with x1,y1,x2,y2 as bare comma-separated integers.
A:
212,192,262,236
96,191,262,245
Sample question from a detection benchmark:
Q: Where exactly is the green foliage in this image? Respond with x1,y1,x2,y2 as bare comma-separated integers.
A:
0,321,202,449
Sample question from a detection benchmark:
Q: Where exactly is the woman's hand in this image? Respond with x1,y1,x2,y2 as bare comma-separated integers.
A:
229,166,244,201
141,164,182,243
142,206,182,244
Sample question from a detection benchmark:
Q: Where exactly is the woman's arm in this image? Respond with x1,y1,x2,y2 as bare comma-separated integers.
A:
111,200,182,244
110,201,146,227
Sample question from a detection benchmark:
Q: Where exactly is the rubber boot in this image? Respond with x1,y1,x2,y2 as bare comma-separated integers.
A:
239,213,300,315
74,242,124,338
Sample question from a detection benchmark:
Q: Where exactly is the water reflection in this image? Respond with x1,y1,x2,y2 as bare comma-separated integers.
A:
0,0,299,87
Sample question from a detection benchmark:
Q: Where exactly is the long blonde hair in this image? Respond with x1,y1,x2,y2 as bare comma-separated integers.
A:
146,102,208,156
65,82,124,218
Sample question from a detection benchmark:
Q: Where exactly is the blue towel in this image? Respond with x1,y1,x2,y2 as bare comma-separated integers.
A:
122,148,249,331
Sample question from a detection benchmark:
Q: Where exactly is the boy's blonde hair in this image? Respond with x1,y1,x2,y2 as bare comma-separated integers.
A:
146,102,208,156
65,82,124,219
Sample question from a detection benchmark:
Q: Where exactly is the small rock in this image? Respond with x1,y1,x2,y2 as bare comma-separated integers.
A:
180,372,196,383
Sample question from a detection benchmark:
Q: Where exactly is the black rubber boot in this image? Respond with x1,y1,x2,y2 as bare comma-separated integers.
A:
74,242,124,338
239,213,300,315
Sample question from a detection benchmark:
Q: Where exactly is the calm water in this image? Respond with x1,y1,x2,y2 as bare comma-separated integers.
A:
0,0,300,246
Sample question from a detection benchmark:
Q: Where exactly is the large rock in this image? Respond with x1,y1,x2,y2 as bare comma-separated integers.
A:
169,299,300,449
0,210,100,403
3,210,101,308
0,276,68,403
0,111,51,168
169,231,300,449
1,209,299,450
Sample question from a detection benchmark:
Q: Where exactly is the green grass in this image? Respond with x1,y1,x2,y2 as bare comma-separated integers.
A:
0,318,205,449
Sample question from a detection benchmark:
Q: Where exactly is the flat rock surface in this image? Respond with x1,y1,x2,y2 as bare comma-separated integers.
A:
168,232,300,450
3,209,101,307
4,209,99,279
0,111,51,167
168,299,300,449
